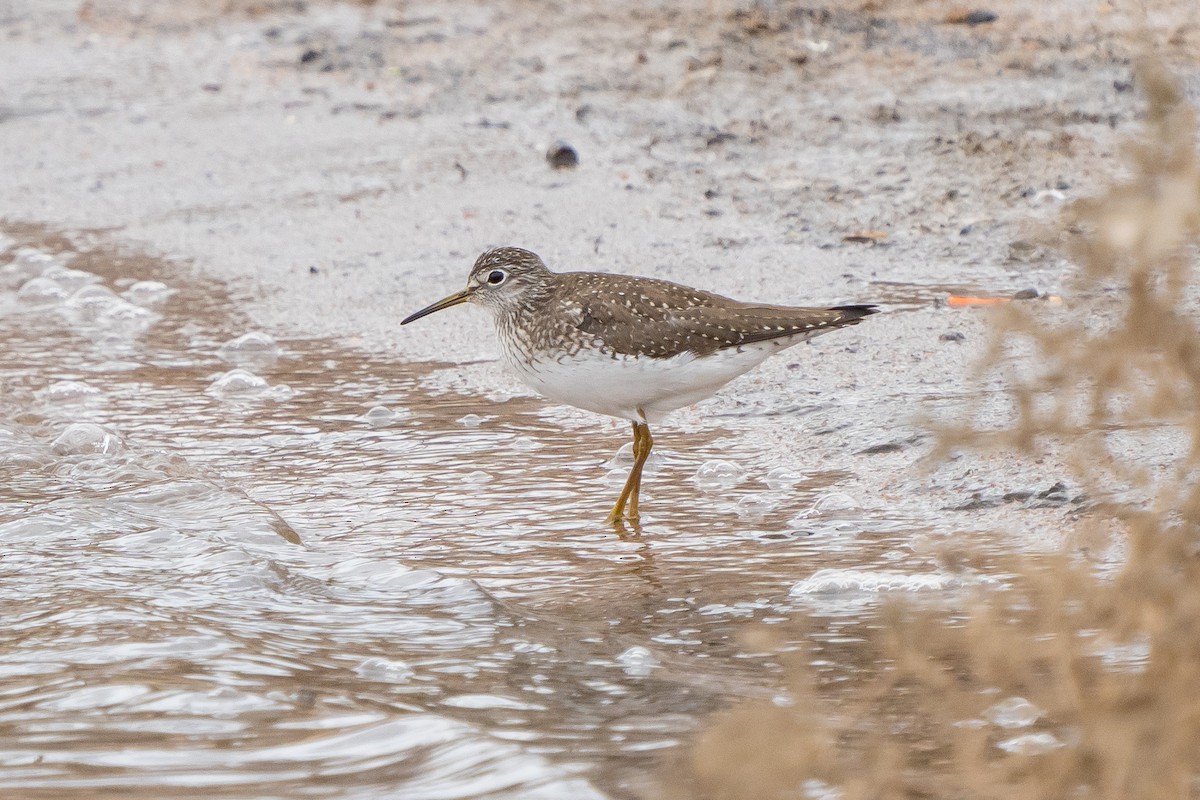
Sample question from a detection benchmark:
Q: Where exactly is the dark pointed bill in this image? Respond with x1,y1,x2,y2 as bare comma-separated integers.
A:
401,288,471,325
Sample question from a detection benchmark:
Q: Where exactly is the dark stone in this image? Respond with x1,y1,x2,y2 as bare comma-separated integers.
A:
546,141,579,169
859,434,924,454
964,10,998,25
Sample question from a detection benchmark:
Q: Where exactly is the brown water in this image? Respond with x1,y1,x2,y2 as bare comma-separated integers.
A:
0,223,984,799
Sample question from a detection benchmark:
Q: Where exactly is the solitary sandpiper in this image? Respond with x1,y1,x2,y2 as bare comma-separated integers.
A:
402,247,877,525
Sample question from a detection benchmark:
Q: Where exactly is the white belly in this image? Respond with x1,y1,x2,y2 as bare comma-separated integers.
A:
500,342,789,424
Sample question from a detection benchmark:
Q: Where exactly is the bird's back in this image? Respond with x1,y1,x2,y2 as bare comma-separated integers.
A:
532,271,875,360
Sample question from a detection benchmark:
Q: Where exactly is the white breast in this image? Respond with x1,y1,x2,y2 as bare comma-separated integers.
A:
499,339,794,425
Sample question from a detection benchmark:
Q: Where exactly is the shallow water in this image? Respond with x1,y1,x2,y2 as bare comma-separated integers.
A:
0,223,986,798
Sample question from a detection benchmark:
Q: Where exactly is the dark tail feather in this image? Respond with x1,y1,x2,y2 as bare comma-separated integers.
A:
830,304,880,326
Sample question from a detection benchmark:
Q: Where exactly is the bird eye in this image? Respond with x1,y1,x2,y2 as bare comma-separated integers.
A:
486,270,507,285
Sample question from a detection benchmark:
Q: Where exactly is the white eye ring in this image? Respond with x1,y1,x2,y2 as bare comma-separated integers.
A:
485,269,507,286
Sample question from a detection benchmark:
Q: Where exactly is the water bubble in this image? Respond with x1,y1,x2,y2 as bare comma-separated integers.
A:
63,284,121,322
693,460,746,490
605,441,659,468
363,405,400,428
457,413,486,427
51,423,123,455
615,646,658,678
986,696,1042,729
13,247,60,266
795,491,860,517
996,732,1064,755
217,331,281,368
602,467,631,488
121,280,176,306
41,264,101,292
606,441,635,467
206,368,269,398
764,466,805,490
512,435,542,451
265,384,296,401
97,300,159,337
464,469,492,485
0,248,58,289
16,277,68,306
735,493,777,518
354,657,414,683
37,380,102,403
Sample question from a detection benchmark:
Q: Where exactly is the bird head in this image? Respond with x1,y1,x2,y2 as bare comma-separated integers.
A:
401,247,551,324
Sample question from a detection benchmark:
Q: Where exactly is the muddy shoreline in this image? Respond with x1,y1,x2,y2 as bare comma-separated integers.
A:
5,0,1170,527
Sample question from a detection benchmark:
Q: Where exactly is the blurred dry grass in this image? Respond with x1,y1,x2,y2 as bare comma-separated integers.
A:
668,58,1200,800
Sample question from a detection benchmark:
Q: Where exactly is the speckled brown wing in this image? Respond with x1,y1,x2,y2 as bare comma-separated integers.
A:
552,272,877,359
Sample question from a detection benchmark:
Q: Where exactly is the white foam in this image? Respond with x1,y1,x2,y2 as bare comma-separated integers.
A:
790,568,961,595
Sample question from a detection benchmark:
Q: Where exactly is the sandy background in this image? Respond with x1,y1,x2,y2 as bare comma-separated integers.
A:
4,0,1197,529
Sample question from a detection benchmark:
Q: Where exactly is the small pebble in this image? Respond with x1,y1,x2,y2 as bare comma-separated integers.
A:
947,9,998,25
964,10,998,25
546,141,579,169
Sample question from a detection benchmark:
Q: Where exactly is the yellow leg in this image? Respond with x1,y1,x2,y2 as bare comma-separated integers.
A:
627,423,653,519
606,421,653,525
